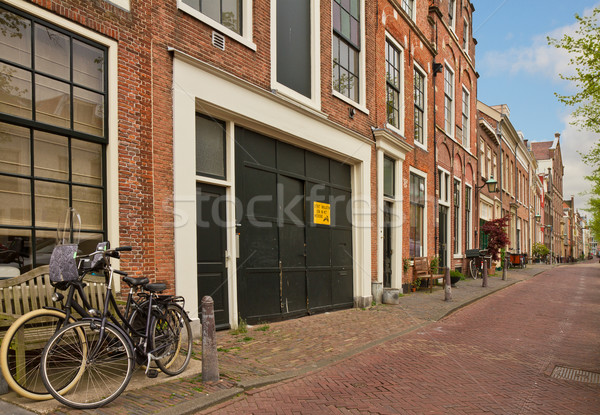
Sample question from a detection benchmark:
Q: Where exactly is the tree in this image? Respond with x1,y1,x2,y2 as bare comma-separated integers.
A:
548,8,600,241
481,216,510,262
548,8,600,134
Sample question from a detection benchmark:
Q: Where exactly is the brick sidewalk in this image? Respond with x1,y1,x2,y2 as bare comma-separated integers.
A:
2,263,557,414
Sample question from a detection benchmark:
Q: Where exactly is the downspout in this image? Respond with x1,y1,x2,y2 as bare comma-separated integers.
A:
432,15,439,263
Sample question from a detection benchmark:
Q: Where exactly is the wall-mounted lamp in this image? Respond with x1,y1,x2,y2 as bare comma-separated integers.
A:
349,107,355,119
475,176,498,193
535,214,541,222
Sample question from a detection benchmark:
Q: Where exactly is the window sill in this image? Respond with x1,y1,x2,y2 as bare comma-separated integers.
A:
178,2,257,52
332,90,369,115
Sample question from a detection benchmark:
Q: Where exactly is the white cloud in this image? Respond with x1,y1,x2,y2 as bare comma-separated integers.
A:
560,114,599,213
479,5,599,83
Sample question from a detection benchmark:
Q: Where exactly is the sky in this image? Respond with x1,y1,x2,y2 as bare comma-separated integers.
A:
473,0,600,214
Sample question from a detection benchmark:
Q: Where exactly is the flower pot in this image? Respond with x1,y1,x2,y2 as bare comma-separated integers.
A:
450,276,461,287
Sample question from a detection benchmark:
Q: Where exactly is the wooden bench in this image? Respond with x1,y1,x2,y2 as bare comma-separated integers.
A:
0,266,110,389
413,257,445,293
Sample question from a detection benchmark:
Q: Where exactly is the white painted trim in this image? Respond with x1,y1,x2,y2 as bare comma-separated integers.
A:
443,61,455,139
177,0,256,51
461,85,470,151
173,55,372,324
4,0,121,288
413,60,428,151
465,184,473,250
384,33,405,136
270,0,321,110
408,166,428,259
106,0,130,11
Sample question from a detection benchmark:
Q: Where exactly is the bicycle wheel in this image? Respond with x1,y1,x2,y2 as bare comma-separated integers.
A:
469,259,478,279
0,308,78,400
152,304,192,376
41,320,134,409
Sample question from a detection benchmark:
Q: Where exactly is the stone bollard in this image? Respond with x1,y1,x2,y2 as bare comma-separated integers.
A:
201,296,219,382
0,371,8,395
502,257,507,281
444,267,452,301
482,258,488,287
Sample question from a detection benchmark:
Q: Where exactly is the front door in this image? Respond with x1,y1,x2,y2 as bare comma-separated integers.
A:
196,184,229,329
439,205,448,268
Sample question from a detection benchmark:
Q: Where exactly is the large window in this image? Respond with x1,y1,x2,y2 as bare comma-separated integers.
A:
385,39,401,130
449,0,456,32
401,0,414,19
383,156,395,198
0,5,108,273
276,0,311,98
195,113,226,179
453,179,460,255
465,185,472,249
182,0,242,34
462,87,469,149
332,0,360,102
444,65,454,137
409,172,425,258
414,67,425,146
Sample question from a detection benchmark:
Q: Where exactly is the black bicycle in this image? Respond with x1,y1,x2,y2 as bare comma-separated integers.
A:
468,249,489,279
39,244,192,409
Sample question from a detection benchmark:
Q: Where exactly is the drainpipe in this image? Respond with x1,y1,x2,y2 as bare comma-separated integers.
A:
433,15,439,264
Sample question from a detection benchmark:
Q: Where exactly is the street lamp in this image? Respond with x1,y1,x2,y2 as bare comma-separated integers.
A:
475,176,498,193
535,214,541,222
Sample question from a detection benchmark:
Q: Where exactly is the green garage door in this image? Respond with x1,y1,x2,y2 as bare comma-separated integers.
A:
235,127,353,323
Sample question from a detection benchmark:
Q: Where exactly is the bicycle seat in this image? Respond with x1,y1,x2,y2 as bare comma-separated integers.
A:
123,276,149,287
144,283,166,293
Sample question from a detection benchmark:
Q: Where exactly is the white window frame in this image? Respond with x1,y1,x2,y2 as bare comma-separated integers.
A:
413,61,427,150
332,0,369,114
409,166,428,259
449,0,456,33
401,0,415,21
177,0,256,51
270,0,321,109
385,33,404,136
453,177,462,257
462,17,469,53
444,62,455,139
462,85,470,151
465,184,472,250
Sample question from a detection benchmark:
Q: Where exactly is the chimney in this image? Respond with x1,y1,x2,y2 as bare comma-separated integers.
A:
555,132,560,139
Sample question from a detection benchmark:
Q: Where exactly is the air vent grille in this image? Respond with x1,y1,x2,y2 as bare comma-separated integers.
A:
212,31,225,51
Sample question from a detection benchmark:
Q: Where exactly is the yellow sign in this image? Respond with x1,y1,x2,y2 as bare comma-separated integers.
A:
313,202,331,225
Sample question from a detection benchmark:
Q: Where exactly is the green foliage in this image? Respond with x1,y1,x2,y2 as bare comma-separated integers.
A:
430,256,439,274
403,258,411,274
450,270,465,280
481,216,510,261
230,316,248,335
532,242,550,258
548,8,600,134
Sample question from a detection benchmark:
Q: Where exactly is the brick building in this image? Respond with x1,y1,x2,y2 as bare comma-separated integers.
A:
429,0,478,273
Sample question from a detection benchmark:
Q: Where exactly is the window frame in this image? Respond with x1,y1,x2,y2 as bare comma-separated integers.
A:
465,184,472,250
462,17,469,53
448,0,456,33
444,62,455,139
332,0,368,113
409,168,427,258
177,0,256,51
413,61,427,150
401,0,415,20
461,86,470,151
270,0,321,108
0,2,113,269
453,177,461,256
385,35,404,134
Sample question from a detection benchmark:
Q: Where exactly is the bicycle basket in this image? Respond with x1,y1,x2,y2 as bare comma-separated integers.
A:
49,244,79,282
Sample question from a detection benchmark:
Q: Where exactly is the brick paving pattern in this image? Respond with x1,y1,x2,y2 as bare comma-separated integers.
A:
2,262,597,414
203,262,600,414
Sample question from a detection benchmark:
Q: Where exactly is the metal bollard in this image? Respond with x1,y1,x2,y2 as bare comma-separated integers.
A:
201,296,219,382
482,258,488,287
444,267,452,301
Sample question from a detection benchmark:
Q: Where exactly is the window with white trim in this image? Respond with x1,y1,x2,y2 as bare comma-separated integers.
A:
409,171,425,257
462,87,469,150
414,66,425,146
385,38,402,130
449,0,456,32
401,0,414,20
444,65,454,137
453,178,461,255
480,140,485,178
181,0,242,34
332,0,360,102
463,17,469,52
0,4,108,271
465,185,472,249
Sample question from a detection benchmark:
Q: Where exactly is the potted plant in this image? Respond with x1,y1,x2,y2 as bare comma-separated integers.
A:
449,270,464,287
411,277,422,292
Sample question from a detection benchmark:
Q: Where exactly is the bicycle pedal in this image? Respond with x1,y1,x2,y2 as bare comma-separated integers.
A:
146,369,158,378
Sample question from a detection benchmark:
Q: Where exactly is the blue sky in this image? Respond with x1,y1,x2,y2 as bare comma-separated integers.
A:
473,0,600,212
